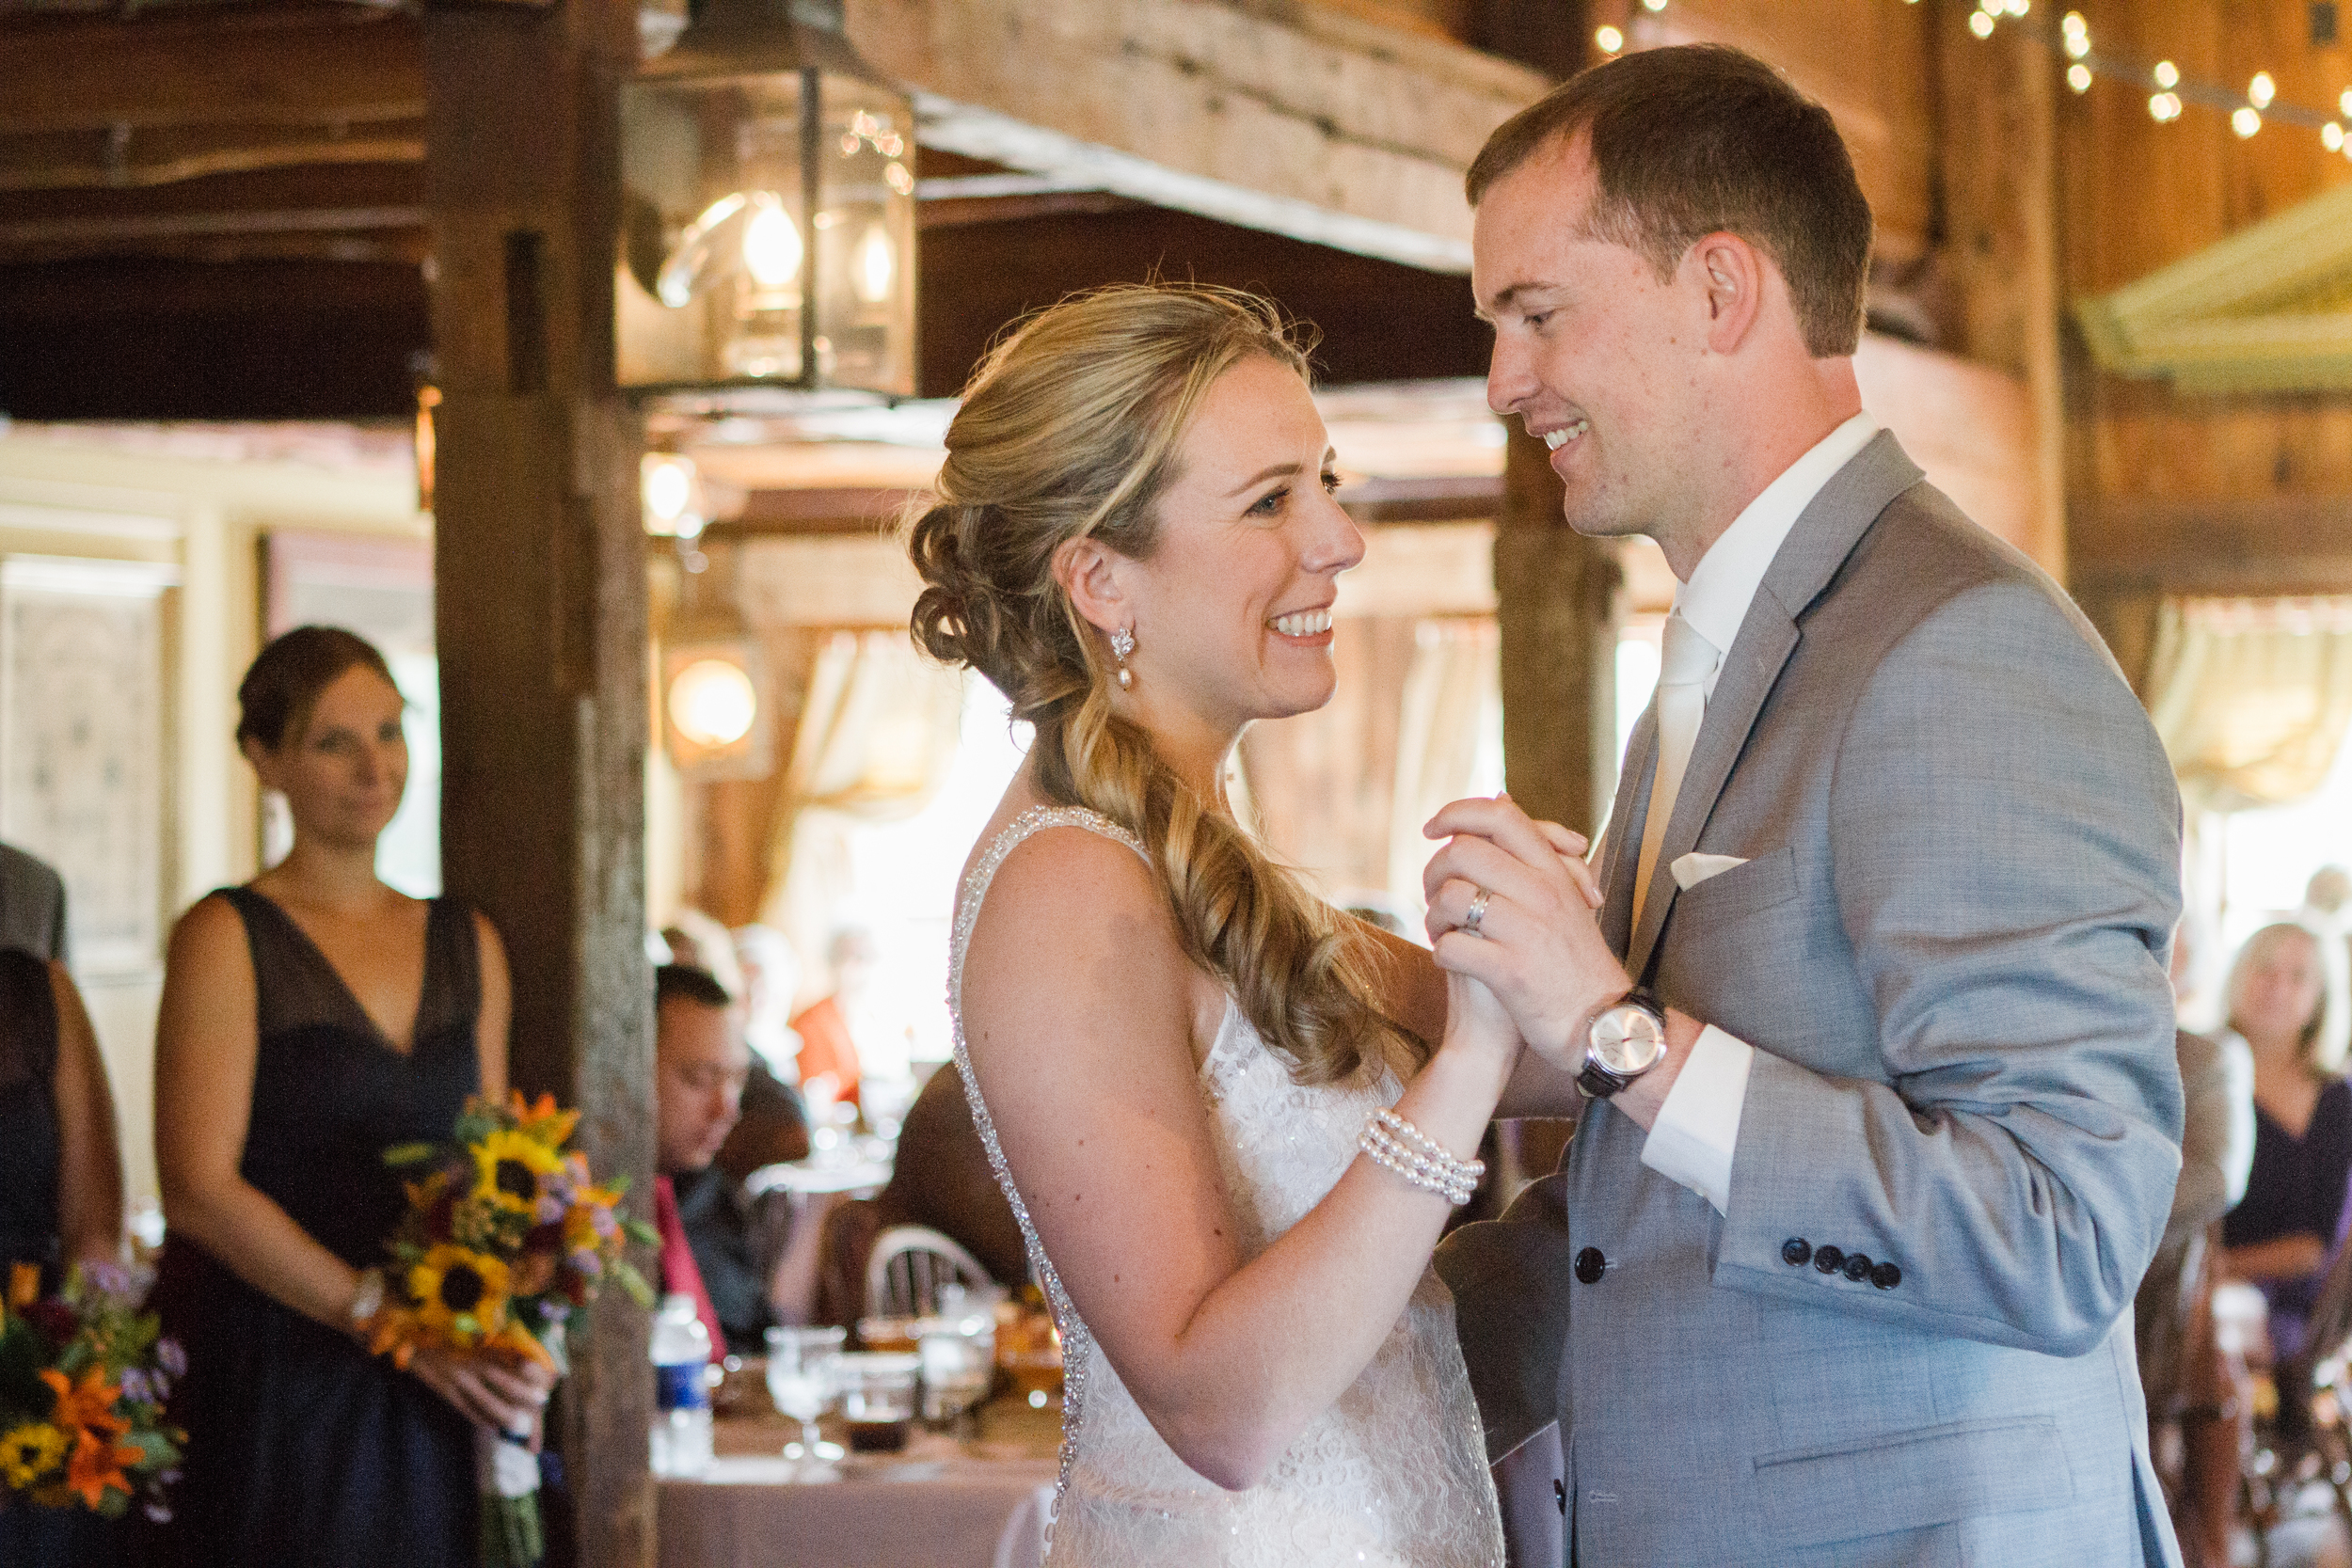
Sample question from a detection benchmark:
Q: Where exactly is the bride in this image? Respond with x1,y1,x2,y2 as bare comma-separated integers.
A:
907,283,1592,1564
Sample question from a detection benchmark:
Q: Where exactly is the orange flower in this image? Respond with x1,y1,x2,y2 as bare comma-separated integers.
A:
62,1426,140,1510
39,1367,127,1441
507,1090,580,1149
8,1261,38,1308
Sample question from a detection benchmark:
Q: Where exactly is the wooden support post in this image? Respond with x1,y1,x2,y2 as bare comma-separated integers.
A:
423,6,654,1568
1494,424,1620,838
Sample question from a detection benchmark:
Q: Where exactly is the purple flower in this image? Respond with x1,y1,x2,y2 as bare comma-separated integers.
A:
539,1299,568,1322
119,1369,153,1403
570,1249,604,1279
157,1338,187,1377
83,1259,131,1298
536,1196,566,1225
144,1502,173,1524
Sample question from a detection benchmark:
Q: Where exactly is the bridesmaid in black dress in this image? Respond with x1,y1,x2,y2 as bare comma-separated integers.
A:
152,626,552,1568
0,947,132,1567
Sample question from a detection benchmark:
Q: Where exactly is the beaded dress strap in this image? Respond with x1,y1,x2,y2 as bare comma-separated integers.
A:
949,806,1148,1006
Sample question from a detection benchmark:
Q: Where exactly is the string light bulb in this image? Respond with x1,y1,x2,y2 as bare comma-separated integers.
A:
1969,9,1995,37
2249,72,2276,110
1641,0,1668,10
2068,63,2093,94
2232,105,2262,137
1595,24,1624,54
2153,60,2180,89
2342,89,2352,119
2004,0,2029,14
2325,123,2345,152
2149,92,2183,122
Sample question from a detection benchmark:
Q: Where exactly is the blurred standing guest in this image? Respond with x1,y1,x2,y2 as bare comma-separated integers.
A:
0,951,132,1568
653,964,747,1358
2221,921,2350,1362
153,626,550,1568
0,840,69,960
731,923,803,1080
788,927,879,1112
2138,924,2254,1567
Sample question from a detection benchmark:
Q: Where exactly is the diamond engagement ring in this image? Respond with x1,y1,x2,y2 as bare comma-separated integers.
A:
1463,887,1491,937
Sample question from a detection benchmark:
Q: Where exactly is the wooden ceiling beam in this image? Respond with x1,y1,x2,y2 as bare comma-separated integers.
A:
0,119,427,193
0,9,422,135
848,0,1548,272
2069,490,2352,594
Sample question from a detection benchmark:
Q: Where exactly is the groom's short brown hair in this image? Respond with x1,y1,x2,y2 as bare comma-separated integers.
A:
1467,43,1873,357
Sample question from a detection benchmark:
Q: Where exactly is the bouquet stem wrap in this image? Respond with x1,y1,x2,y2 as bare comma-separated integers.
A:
475,1323,563,1568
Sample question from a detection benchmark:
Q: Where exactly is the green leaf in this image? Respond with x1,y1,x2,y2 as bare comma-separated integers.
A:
384,1142,441,1166
612,1261,656,1310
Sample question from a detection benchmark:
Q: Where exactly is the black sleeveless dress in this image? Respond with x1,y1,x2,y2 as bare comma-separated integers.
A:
156,889,484,1568
0,947,63,1286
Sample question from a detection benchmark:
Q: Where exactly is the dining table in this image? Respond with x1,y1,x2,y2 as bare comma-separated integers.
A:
658,1394,1061,1568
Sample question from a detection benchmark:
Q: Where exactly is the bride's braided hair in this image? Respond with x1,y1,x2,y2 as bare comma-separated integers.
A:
906,284,1426,1087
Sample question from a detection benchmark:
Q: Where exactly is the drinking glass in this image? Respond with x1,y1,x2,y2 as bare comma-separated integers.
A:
764,1324,847,1467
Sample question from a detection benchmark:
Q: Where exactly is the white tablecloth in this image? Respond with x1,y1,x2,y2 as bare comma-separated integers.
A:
659,1451,1056,1568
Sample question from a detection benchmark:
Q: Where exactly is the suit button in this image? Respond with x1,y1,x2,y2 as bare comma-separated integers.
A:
1870,1261,1902,1291
1842,1253,1873,1283
1812,1244,1844,1275
1781,1238,1812,1268
1574,1247,1607,1285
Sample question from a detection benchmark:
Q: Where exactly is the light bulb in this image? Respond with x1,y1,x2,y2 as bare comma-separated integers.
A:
1968,9,1994,37
2249,72,2276,110
1595,24,1624,53
2149,92,2182,122
2343,89,2352,119
2064,31,2090,58
853,223,895,306
743,198,803,288
2060,8,2087,33
2068,63,2093,93
2326,123,2345,152
641,454,704,538
2005,0,2028,14
1642,0,1667,11
2233,106,2262,138
669,659,758,749
2153,60,2179,89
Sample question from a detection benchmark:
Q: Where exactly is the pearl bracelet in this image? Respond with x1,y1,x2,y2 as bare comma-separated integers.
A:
1359,1109,1484,1206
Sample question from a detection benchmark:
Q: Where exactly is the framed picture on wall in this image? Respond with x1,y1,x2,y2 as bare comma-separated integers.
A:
262,531,439,896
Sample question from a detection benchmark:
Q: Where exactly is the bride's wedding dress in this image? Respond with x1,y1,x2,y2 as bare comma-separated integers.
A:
950,806,1504,1567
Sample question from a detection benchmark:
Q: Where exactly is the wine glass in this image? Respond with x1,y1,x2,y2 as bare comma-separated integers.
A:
764,1324,847,1469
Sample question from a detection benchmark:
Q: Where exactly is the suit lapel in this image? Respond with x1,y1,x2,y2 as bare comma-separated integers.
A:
1623,431,1928,981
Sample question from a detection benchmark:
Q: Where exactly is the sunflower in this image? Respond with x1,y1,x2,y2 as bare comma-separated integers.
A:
472,1130,566,1216
408,1244,513,1340
1,1422,67,1489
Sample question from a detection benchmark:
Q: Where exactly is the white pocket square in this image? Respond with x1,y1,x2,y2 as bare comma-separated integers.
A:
1671,852,1748,890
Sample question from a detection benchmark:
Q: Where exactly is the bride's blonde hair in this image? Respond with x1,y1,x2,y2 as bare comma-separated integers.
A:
907,284,1425,1086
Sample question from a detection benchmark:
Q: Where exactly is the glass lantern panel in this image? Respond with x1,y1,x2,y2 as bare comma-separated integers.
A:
619,71,810,389
812,73,917,397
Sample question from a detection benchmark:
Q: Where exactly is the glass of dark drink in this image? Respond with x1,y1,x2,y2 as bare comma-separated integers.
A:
835,1352,920,1453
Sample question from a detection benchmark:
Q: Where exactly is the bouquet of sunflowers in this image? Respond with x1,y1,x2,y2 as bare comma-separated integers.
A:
370,1092,656,1568
0,1260,183,1524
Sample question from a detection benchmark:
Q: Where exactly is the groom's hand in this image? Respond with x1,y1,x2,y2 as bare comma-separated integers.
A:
1422,797,1629,1072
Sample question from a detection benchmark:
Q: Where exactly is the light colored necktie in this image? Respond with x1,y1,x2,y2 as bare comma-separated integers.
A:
1631,610,1718,931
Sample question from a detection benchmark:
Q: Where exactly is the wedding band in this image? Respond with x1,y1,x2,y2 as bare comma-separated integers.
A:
1463,887,1491,937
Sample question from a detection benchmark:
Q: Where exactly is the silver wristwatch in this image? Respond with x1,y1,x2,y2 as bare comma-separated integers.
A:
1578,987,1669,1099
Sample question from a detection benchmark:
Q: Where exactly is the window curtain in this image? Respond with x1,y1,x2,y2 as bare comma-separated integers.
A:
759,629,966,997
1387,619,1500,922
2145,596,2352,814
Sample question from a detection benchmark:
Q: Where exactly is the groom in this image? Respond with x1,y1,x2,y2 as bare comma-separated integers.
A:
1427,44,2186,1567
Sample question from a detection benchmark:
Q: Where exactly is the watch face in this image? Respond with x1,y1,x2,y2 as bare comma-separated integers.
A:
1592,1004,1668,1075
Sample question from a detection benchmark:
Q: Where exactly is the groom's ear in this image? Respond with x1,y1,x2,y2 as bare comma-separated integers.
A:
1052,535,1128,634
1689,231,1766,355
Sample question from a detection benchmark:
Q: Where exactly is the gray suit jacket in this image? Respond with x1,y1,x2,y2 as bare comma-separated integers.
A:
1454,433,2186,1566
0,842,67,962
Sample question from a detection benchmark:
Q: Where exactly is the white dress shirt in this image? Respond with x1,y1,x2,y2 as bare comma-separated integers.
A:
1639,412,1880,1215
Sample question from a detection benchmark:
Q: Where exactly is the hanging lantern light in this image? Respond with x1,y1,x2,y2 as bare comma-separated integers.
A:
618,0,917,398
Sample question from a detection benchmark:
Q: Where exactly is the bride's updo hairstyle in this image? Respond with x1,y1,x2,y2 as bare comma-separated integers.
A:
908,284,1424,1087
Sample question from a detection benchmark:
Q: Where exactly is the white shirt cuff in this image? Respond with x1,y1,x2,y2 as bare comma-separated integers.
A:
1639,1023,1754,1216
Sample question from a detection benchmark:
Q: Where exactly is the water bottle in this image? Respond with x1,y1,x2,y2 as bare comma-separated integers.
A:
649,1293,713,1476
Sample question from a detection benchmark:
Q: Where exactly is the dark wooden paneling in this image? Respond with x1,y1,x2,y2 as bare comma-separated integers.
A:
0,258,426,420
915,205,1493,398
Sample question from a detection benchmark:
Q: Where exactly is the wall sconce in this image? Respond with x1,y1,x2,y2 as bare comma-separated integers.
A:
618,0,918,398
662,637,773,778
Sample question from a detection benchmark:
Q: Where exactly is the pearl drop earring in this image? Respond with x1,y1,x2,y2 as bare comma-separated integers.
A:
1110,626,1136,689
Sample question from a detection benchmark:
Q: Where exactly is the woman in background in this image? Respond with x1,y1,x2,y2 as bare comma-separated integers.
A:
0,950,132,1567
152,626,549,1568
2221,920,2349,1362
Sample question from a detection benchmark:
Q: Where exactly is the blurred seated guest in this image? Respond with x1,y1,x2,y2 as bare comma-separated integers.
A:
0,951,133,1568
813,1065,1026,1324
155,626,550,1568
653,963,779,1357
731,923,804,1081
788,927,879,1113
0,839,69,960
2222,921,2350,1362
2138,923,2254,1566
